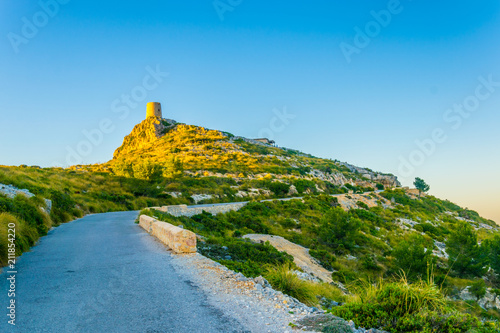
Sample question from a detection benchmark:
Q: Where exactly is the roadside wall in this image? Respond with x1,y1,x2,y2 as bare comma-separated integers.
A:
139,215,196,253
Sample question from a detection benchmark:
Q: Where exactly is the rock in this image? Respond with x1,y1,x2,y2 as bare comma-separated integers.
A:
191,194,213,204
254,276,271,288
293,270,321,283
0,183,35,199
459,286,476,301
477,288,500,310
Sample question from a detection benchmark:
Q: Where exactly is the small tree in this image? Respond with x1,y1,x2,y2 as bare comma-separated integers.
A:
483,235,500,273
393,233,436,280
163,156,184,178
414,177,430,197
446,222,487,277
318,207,361,252
113,161,133,178
132,160,163,182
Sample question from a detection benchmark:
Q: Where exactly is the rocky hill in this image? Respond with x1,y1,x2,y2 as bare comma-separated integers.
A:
89,115,401,195
2,110,500,332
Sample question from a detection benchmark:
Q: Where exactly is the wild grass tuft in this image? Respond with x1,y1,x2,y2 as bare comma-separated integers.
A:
265,263,318,306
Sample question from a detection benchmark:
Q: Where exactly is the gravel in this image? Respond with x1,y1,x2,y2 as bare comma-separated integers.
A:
168,252,320,333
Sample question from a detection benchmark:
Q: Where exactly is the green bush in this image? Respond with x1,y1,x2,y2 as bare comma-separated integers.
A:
310,249,337,271
392,233,436,281
265,263,317,306
197,239,293,277
446,222,487,277
318,208,361,252
0,213,38,267
331,277,499,332
356,201,369,210
268,181,291,196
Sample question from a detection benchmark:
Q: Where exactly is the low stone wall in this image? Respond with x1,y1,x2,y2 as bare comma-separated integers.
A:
153,202,248,217
139,215,196,254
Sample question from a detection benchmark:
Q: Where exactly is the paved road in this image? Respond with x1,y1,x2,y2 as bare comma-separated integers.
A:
0,211,246,333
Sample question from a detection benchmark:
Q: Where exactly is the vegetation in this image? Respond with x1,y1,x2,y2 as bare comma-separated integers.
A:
446,222,488,277
2,117,499,331
0,165,182,265
331,275,499,332
414,177,430,197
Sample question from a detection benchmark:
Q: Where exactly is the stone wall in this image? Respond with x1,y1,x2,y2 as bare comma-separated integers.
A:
153,203,248,217
146,102,162,118
139,215,196,253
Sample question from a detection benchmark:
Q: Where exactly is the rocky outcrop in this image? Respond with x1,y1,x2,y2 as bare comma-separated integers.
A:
113,116,176,159
458,286,500,310
339,162,401,187
307,169,349,186
0,183,35,199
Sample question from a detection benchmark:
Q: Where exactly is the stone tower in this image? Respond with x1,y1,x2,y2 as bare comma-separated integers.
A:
146,102,162,118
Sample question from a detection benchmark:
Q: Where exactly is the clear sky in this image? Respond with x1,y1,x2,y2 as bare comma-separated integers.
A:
1,1,499,223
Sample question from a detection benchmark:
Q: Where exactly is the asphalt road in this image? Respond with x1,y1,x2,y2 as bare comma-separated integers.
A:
0,211,246,333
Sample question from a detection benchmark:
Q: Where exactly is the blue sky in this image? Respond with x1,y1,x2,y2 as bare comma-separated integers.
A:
1,0,499,222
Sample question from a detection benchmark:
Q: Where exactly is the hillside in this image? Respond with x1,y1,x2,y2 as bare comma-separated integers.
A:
80,115,401,200
2,110,499,332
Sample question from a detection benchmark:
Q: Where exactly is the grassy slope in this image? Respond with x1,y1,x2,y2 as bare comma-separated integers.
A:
2,116,499,331
143,190,500,332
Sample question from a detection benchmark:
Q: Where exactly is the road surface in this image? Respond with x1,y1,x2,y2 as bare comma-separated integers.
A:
0,211,247,333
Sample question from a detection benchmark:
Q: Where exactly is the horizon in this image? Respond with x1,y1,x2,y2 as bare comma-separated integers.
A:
1,1,499,223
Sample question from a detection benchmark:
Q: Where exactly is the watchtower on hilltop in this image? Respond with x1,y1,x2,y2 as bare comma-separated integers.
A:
146,102,162,118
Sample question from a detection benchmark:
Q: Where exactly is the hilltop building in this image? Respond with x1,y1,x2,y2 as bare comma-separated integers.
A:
146,102,162,118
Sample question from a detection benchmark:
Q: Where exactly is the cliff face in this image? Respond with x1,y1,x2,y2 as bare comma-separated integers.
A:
108,116,402,191
113,117,176,159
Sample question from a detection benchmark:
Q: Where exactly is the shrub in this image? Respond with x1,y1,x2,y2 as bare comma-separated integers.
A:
318,208,361,252
330,276,492,333
268,181,291,196
265,263,317,306
446,222,487,277
392,233,436,281
356,201,369,210
197,239,293,277
0,213,38,267
310,249,337,271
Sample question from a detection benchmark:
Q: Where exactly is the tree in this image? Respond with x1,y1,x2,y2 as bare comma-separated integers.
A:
392,233,436,280
132,160,163,182
268,181,291,196
483,235,500,273
413,177,430,197
113,161,133,178
446,222,487,277
163,156,184,178
318,207,361,252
